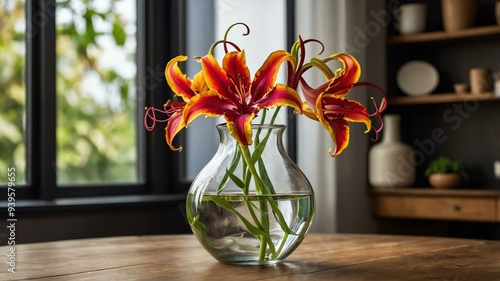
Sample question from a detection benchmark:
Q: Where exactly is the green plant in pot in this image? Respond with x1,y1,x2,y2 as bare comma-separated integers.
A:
424,156,468,189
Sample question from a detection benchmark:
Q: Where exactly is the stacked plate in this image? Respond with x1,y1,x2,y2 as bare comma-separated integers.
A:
396,60,439,96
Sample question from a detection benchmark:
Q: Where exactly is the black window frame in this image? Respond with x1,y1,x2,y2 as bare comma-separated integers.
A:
1,0,185,202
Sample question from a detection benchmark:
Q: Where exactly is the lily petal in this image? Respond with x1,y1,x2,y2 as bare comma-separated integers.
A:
258,84,302,114
251,50,294,102
321,95,371,132
225,112,255,146
183,90,235,125
316,95,370,157
191,70,208,93
302,102,318,121
223,50,251,97
324,53,361,92
300,78,327,108
165,55,196,101
300,53,361,108
200,54,240,105
322,117,350,157
165,110,185,151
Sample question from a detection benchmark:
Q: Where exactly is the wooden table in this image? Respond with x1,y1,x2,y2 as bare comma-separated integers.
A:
2,233,500,280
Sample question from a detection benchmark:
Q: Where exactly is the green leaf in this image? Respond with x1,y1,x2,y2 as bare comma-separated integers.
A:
217,149,241,193
226,169,246,190
112,22,126,46
251,133,271,164
120,82,129,101
257,158,293,235
257,158,275,194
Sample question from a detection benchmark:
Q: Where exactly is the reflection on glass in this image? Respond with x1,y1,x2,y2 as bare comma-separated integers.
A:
56,0,137,183
0,0,26,184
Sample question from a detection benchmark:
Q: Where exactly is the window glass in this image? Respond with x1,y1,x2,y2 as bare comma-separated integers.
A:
0,0,26,184
55,0,138,183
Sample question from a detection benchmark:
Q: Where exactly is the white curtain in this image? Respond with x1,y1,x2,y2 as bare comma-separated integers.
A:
295,0,346,233
295,0,386,233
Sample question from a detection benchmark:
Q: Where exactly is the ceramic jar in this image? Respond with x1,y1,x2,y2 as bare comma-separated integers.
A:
496,1,500,26
369,115,416,188
441,0,477,32
470,68,491,94
393,3,428,34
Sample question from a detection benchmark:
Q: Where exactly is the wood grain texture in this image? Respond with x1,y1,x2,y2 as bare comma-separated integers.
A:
387,92,498,106
1,233,499,280
387,25,500,45
371,188,500,222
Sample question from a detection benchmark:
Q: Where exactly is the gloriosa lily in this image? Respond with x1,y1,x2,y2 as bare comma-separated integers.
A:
183,49,302,146
284,36,386,156
143,55,207,151
145,22,386,157
300,53,372,156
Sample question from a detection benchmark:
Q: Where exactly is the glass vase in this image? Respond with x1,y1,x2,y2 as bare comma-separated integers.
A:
186,124,315,265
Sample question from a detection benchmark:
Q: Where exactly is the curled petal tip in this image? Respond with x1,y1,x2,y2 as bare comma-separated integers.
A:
327,148,338,157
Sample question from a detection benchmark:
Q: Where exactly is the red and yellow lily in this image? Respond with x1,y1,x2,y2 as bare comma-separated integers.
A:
299,53,371,156
143,55,207,151
145,23,386,157
182,50,302,146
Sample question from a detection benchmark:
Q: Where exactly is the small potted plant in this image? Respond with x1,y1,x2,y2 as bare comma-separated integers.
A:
424,156,468,189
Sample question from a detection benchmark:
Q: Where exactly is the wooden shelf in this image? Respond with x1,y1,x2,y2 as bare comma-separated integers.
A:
371,187,500,197
388,92,498,105
388,25,500,45
371,188,500,222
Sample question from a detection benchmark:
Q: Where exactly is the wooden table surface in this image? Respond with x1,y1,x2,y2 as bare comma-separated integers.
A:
2,233,500,280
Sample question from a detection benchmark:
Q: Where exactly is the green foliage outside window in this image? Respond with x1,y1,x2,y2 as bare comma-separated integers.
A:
0,0,26,183
0,0,138,184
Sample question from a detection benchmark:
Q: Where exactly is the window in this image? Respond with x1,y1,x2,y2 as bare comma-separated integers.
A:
0,0,27,184
1,0,295,203
55,0,138,184
0,0,183,201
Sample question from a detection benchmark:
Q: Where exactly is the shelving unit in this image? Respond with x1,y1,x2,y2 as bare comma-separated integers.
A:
372,2,500,239
388,24,500,102
385,24,500,186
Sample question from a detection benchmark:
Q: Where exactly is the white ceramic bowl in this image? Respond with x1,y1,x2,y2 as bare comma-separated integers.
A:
397,60,439,96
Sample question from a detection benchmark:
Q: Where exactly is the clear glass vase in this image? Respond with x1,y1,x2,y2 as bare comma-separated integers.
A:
186,124,315,265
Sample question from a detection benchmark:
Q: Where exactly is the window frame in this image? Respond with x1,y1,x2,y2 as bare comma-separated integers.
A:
1,0,185,201
2,0,296,203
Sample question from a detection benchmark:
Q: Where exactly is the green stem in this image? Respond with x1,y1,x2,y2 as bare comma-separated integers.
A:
240,146,273,259
274,232,289,259
244,200,263,230
259,236,267,261
269,106,281,125
240,146,266,194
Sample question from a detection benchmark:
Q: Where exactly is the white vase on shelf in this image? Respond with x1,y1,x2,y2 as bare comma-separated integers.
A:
369,114,416,188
